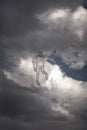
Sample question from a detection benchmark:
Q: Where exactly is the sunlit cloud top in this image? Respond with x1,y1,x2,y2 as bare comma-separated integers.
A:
4,56,87,118
37,6,87,40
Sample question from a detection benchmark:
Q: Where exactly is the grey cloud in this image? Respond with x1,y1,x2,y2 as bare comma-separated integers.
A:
0,0,87,129
1,28,87,73
0,76,87,130
0,0,82,37
0,115,87,130
0,57,87,130
0,0,86,72
0,72,50,119
1,29,80,53
3,57,87,119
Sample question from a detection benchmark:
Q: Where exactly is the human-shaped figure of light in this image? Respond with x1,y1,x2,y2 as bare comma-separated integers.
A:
32,50,56,85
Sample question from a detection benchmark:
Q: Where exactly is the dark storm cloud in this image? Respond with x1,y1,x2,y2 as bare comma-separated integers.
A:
0,0,82,37
0,0,87,129
0,0,86,56
0,0,86,66
0,72,87,130
0,71,70,130
0,70,70,119
0,72,51,120
1,29,79,52
0,115,87,130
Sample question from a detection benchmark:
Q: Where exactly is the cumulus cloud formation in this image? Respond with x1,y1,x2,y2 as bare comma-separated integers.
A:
4,56,87,119
37,6,87,40
1,2,87,72
0,0,87,129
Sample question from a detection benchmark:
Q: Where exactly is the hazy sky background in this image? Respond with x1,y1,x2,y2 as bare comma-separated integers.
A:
0,0,87,130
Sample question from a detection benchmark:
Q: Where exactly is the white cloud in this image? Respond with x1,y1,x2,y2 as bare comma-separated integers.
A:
72,6,87,21
51,104,73,118
4,56,87,118
36,8,70,30
36,6,87,40
37,8,69,22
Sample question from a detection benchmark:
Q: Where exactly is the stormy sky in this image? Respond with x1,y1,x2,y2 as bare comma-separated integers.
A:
0,0,87,130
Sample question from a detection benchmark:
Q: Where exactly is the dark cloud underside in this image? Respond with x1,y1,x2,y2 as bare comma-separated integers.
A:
0,0,87,129
0,0,82,36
